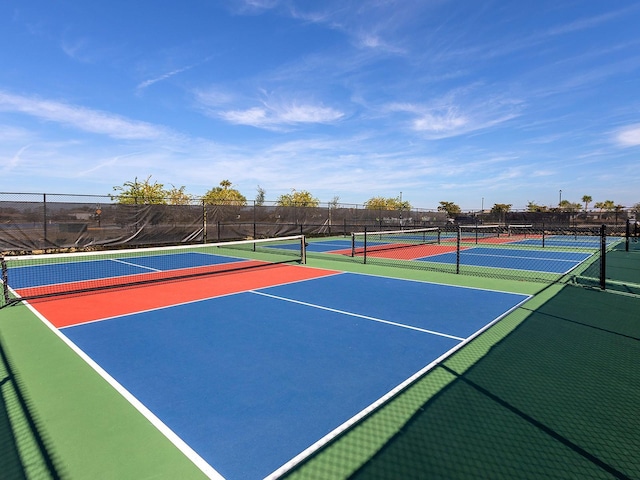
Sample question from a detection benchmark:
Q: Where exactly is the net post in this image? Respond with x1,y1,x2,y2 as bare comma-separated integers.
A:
600,224,606,290
456,227,461,274
300,235,307,264
363,226,368,264
626,219,630,252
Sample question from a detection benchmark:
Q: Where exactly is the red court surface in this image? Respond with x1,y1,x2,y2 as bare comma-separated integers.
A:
330,244,459,260
27,264,340,328
444,235,539,245
365,244,459,260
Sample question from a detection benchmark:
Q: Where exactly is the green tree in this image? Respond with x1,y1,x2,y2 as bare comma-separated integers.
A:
255,186,266,206
490,203,512,223
365,196,411,210
582,195,592,211
166,185,192,205
202,180,247,205
112,175,167,204
527,201,547,212
276,189,320,207
559,200,581,212
437,201,461,218
491,203,512,213
594,200,615,219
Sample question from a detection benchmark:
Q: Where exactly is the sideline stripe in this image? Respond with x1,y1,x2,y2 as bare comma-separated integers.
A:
250,290,465,341
22,302,225,480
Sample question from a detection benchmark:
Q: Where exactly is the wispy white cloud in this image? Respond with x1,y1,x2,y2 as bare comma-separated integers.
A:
230,0,282,15
76,151,145,177
2,144,31,173
615,124,640,147
61,37,90,61
544,5,640,37
193,86,236,110
0,90,171,140
137,65,194,90
388,96,521,139
137,57,213,91
220,102,344,130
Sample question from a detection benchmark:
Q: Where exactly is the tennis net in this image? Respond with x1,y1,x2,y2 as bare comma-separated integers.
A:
351,227,440,257
459,224,502,243
507,224,534,237
1,235,306,307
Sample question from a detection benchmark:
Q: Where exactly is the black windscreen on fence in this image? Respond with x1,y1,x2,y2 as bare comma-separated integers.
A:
0,193,447,252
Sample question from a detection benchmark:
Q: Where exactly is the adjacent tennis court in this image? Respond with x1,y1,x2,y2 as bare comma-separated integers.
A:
3,243,530,479
322,230,604,279
417,246,593,274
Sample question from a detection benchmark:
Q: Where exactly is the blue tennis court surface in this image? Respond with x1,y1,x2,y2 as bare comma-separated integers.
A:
509,235,619,248
418,247,593,274
59,271,529,479
8,252,245,288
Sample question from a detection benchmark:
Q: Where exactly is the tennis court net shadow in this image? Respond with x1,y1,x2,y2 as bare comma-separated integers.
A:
347,286,640,479
0,334,63,480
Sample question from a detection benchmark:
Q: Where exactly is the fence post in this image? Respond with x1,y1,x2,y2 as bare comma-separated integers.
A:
626,219,630,252
456,226,461,274
43,193,48,249
1,257,9,305
600,224,606,290
202,200,207,244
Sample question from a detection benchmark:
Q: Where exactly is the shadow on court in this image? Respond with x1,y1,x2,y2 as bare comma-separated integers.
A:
0,334,63,480
347,285,640,479
574,240,640,295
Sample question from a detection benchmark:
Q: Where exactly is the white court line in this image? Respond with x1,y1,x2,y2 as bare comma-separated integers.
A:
110,258,163,272
460,251,584,263
21,302,225,480
249,290,465,341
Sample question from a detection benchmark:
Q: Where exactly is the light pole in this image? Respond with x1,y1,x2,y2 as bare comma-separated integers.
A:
559,190,562,206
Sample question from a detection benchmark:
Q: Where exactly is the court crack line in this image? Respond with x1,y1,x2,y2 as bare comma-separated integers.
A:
249,290,464,341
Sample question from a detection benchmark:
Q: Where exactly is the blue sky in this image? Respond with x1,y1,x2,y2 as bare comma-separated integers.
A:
2,1,639,210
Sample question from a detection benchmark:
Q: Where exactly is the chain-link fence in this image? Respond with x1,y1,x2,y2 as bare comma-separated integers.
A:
1,192,637,254
308,223,636,286
0,193,446,253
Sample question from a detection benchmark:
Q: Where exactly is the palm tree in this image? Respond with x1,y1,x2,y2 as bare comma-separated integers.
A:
582,195,592,212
